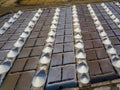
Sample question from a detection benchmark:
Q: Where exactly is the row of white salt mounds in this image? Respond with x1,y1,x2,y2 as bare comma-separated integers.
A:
115,1,120,8
32,8,60,89
72,5,90,86
0,10,23,34
87,4,120,69
101,3,120,28
0,9,42,86
101,3,120,68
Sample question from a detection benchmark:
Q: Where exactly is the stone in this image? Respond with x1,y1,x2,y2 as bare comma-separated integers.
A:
92,39,103,48
29,32,39,38
115,45,120,55
110,37,120,45
15,71,35,90
0,42,4,49
114,29,120,36
18,48,32,58
88,61,102,76
63,52,75,64
0,50,9,61
65,30,73,35
62,65,76,80
51,54,62,66
2,41,15,50
55,36,64,44
9,33,21,40
25,38,36,48
35,38,46,46
30,46,43,56
24,57,39,70
96,48,108,59
86,49,97,60
47,67,61,83
0,34,11,41
91,32,100,39
82,32,92,40
99,58,115,73
39,30,49,37
0,73,20,90
53,44,63,53
106,30,115,37
64,43,74,52
65,35,73,42
84,40,93,49
11,58,27,73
